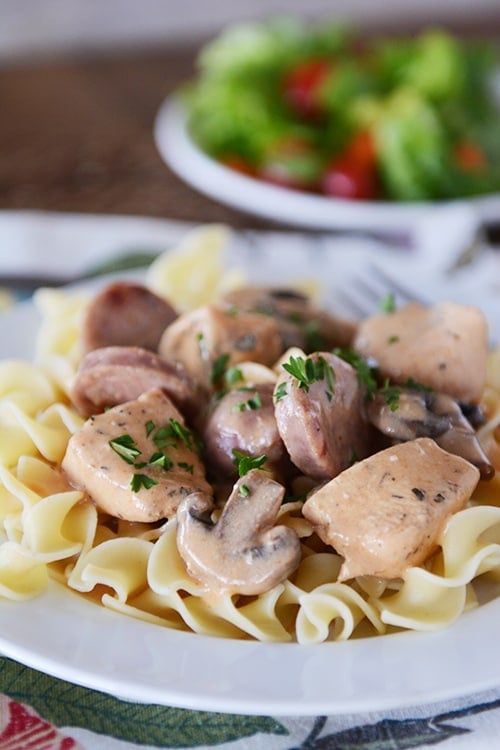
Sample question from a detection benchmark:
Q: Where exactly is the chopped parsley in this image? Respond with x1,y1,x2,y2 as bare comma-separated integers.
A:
286,313,326,352
211,353,230,384
239,484,250,497
234,392,262,412
152,424,177,450
145,420,156,437
152,418,200,454
333,347,378,398
130,473,159,492
232,449,267,477
148,452,174,470
108,434,141,464
274,382,287,403
282,354,335,399
379,380,401,411
379,292,396,313
404,377,433,393
225,365,244,385
166,418,196,451
109,416,201,493
303,320,327,352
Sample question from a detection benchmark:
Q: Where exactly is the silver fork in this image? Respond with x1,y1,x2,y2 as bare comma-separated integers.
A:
334,262,427,319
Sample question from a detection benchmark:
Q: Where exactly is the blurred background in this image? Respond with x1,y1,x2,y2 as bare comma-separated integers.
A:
2,0,500,61
1,0,499,228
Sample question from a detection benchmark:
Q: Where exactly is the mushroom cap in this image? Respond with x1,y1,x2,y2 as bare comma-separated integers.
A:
176,469,301,596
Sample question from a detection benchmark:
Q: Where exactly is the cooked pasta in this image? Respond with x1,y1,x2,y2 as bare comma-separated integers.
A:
0,225,499,644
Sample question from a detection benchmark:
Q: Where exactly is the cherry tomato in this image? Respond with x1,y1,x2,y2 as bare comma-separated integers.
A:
346,130,377,167
322,159,378,200
282,59,332,118
220,155,257,177
322,131,379,200
454,141,486,172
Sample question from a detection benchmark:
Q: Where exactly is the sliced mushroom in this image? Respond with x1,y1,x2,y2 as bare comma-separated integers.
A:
70,346,200,419
62,388,211,523
432,393,495,480
82,281,177,353
367,388,494,480
220,285,356,351
176,469,301,596
158,303,283,391
274,351,372,480
302,437,480,580
203,383,289,480
353,301,489,405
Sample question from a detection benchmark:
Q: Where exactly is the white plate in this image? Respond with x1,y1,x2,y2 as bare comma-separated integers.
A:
0,262,499,716
154,97,500,235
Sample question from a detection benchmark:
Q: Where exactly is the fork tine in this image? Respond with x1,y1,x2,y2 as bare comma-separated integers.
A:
368,264,426,305
334,262,425,319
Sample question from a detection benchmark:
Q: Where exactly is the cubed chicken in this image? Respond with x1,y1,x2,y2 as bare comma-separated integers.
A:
158,304,283,391
353,301,488,404
62,388,211,522
302,437,480,580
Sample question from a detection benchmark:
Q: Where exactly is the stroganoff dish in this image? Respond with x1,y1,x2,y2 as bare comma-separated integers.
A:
1,225,499,643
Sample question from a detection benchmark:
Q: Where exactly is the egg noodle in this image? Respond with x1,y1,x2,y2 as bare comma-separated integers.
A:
1,225,500,643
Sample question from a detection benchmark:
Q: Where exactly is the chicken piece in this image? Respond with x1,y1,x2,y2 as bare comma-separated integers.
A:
158,303,282,391
176,469,301,596
274,351,372,480
71,346,200,419
62,389,211,522
82,281,177,353
203,383,289,479
302,437,480,580
353,301,488,405
220,286,356,351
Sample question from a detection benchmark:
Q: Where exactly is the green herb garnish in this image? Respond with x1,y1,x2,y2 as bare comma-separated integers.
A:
109,434,141,464
333,347,378,398
282,354,335,398
211,353,230,384
274,382,287,403
225,365,244,385
404,377,433,392
232,450,267,477
379,380,401,411
130,473,159,492
380,293,396,313
234,392,262,412
148,452,174,470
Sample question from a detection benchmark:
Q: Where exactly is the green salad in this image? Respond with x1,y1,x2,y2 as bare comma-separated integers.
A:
182,18,500,202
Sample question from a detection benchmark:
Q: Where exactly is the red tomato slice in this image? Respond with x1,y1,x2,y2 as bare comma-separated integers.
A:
220,155,257,177
454,141,487,172
322,131,379,200
346,130,377,168
322,159,378,200
283,59,332,118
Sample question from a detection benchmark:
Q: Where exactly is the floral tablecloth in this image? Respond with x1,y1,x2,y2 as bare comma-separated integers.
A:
0,210,499,750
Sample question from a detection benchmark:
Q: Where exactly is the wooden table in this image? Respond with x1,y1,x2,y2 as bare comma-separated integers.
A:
0,43,280,230
1,22,499,234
